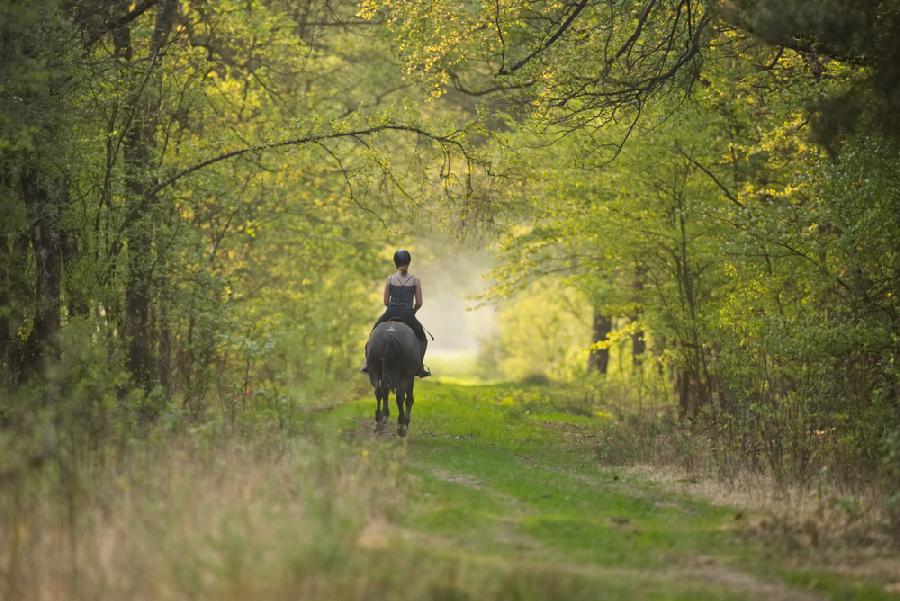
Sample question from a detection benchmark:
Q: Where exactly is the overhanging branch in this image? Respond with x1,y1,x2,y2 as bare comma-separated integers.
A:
151,123,473,195
498,0,589,75
83,0,159,47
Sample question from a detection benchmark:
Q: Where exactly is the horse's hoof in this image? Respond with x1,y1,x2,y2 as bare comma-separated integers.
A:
398,424,408,437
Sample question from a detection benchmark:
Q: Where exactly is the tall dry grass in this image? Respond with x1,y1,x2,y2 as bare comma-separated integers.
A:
586,397,900,571
1,423,617,601
0,428,434,601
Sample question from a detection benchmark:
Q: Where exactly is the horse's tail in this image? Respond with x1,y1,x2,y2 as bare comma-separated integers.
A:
381,330,403,389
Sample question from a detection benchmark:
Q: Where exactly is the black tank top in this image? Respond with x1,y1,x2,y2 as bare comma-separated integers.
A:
388,275,416,310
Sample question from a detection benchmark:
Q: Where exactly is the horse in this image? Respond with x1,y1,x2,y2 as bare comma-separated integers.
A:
366,319,422,437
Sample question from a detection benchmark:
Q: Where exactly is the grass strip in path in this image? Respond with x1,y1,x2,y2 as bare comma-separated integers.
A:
321,381,898,601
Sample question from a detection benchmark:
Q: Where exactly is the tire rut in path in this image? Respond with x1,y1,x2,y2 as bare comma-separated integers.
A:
418,463,825,601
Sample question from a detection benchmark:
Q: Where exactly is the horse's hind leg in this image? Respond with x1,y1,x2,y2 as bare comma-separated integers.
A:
374,383,388,432
405,381,414,428
373,384,381,423
373,390,381,430
396,387,407,437
398,381,414,438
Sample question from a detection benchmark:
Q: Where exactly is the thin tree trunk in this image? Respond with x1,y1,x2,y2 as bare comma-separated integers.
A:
157,298,173,398
61,227,87,317
589,305,612,374
0,234,11,377
631,327,646,366
631,268,646,367
675,193,709,414
5,233,31,381
20,165,64,378
118,0,178,390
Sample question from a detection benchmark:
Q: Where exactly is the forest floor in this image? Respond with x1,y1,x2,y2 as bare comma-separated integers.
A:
315,381,900,601
7,380,899,600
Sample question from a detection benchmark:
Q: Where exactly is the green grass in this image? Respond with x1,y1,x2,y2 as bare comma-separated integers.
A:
7,380,895,600
319,381,899,601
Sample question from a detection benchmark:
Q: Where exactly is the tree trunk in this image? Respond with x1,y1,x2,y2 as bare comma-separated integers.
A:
673,190,710,415
631,326,646,367
4,233,31,381
675,368,690,416
61,227,87,317
0,234,11,378
118,0,178,390
631,268,646,367
654,335,667,378
589,306,612,374
157,299,173,398
20,165,64,378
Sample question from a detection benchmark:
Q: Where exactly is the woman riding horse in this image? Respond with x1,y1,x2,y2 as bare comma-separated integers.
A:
360,249,431,377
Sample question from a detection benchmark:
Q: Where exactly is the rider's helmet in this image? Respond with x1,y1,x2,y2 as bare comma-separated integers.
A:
393,249,412,267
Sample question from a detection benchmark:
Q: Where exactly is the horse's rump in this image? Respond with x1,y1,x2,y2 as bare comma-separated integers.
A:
366,321,419,391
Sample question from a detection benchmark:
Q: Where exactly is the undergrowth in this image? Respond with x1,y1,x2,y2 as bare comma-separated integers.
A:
553,377,900,556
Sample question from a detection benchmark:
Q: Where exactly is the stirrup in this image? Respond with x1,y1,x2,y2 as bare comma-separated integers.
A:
417,366,431,378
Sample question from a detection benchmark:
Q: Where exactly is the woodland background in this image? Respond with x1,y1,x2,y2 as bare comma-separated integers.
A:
1,0,899,598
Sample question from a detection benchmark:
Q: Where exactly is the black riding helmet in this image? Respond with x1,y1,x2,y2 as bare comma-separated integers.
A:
393,249,411,267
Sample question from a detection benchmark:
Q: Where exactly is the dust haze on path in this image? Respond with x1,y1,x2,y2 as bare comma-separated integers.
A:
380,234,498,365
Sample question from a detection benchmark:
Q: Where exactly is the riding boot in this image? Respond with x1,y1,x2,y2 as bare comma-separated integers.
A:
359,341,369,374
416,337,431,378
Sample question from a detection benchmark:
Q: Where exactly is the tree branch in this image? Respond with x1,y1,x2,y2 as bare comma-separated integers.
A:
151,124,473,195
83,0,159,48
676,145,744,209
449,71,536,97
499,0,589,75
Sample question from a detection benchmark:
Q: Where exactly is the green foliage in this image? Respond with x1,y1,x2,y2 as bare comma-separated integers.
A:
350,0,900,487
0,0,484,421
2,1,899,592
490,280,591,382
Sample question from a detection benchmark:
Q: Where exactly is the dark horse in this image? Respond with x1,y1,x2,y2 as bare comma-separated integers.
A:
366,319,421,437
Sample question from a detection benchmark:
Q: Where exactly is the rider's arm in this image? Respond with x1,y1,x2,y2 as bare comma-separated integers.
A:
414,277,423,313
383,277,391,306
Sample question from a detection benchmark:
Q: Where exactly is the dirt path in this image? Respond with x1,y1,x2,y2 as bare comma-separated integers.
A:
333,382,898,600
